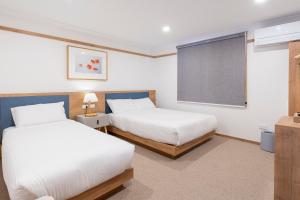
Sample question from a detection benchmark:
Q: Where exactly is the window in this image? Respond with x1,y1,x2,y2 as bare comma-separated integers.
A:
177,32,247,107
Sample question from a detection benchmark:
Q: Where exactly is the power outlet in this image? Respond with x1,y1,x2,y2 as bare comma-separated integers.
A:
82,104,96,109
82,105,88,109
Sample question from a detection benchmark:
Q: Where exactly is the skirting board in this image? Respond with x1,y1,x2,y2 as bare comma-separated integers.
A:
108,126,215,159
215,133,260,145
69,168,133,200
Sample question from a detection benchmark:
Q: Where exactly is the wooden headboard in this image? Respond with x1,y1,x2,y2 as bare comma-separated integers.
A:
69,90,156,117
0,90,155,156
0,92,86,120
0,90,156,120
70,90,156,116
103,90,156,113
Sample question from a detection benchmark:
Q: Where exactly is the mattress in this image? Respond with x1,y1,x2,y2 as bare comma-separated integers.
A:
109,108,217,146
2,120,135,200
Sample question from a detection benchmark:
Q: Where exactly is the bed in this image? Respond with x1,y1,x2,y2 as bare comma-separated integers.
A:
0,94,134,200
105,91,217,158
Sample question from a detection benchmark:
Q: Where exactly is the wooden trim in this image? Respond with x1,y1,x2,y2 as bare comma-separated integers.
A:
175,131,215,156
0,90,155,97
0,92,72,97
0,25,155,58
68,168,133,200
0,90,155,98
101,90,155,94
0,25,255,59
215,132,260,145
152,38,255,58
151,38,254,59
108,126,214,159
150,38,254,59
153,52,177,58
148,90,156,105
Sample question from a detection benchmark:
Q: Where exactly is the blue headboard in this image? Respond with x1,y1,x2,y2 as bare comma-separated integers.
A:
105,92,149,114
0,95,69,142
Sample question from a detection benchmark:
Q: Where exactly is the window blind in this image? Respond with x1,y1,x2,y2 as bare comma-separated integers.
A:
177,32,247,107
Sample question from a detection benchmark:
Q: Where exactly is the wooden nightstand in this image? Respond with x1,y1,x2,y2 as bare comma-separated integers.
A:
76,113,110,133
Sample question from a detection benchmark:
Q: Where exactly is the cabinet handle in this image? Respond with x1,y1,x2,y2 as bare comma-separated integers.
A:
97,120,99,125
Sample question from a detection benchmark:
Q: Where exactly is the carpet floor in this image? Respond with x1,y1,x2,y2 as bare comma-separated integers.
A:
0,136,274,200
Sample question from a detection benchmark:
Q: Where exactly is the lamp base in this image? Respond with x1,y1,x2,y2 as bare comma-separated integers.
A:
85,113,97,117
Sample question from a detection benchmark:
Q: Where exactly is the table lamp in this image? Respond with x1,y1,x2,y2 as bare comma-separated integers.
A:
83,92,98,117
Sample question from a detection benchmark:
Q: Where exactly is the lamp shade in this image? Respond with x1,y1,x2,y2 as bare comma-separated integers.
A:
83,93,98,103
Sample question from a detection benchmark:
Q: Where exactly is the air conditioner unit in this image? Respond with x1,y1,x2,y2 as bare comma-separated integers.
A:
254,21,300,46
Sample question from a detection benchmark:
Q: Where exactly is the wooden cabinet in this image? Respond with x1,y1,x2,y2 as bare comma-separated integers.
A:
289,41,300,116
275,116,300,200
76,113,110,133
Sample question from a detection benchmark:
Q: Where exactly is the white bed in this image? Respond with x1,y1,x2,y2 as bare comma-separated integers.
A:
2,119,134,200
109,108,217,146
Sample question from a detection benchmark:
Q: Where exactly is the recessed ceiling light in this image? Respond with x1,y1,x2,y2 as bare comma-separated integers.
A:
162,26,171,33
255,0,267,4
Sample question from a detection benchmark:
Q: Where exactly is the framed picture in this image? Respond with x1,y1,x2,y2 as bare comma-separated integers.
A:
67,46,108,80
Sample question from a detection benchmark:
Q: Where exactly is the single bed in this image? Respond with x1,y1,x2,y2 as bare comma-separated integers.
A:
0,94,134,200
105,91,217,158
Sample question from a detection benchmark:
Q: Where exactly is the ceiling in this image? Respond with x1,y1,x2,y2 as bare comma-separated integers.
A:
0,0,300,50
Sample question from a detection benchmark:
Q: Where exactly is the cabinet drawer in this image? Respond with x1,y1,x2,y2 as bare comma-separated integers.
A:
76,114,110,129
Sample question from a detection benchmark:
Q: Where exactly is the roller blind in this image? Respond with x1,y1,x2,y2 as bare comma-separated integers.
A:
177,32,247,107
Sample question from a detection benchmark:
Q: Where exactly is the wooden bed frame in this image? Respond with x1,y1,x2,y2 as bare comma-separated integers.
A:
104,90,215,158
0,92,135,200
108,126,215,159
69,168,133,200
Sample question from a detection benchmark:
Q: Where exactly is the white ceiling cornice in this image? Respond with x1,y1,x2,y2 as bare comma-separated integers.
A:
0,1,300,55
0,5,154,54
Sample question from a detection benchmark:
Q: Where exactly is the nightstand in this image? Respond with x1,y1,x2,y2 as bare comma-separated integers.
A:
76,113,110,133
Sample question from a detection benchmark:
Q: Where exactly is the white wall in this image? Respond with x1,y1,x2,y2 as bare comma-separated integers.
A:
0,30,156,93
155,43,289,142
0,26,289,142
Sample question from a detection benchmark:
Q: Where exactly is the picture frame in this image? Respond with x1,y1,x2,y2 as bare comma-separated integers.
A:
67,45,108,81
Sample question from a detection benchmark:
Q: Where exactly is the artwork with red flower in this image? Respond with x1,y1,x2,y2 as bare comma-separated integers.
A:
75,54,102,74
68,46,107,80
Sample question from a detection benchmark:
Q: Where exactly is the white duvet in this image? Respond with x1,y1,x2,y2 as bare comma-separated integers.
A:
109,108,217,146
2,120,134,200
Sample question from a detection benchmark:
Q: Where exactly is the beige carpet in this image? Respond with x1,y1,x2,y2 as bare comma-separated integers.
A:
0,136,274,200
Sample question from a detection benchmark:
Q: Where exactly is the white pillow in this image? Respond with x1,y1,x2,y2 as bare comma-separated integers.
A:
134,98,156,110
107,99,137,114
11,102,67,127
